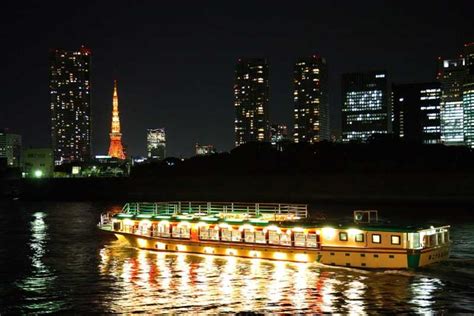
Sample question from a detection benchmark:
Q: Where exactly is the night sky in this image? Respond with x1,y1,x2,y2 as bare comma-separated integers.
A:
1,1,472,157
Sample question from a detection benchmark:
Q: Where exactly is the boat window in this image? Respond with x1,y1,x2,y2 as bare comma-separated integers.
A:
210,228,219,240
123,221,135,233
181,227,190,238
408,232,420,249
355,233,364,242
158,223,170,237
372,234,381,244
306,234,318,248
244,229,255,243
172,225,190,239
294,232,306,247
199,228,210,240
280,233,291,246
268,231,280,245
391,235,401,245
339,232,348,241
444,231,450,243
113,222,121,231
221,228,231,241
172,226,180,238
255,231,266,243
231,230,241,242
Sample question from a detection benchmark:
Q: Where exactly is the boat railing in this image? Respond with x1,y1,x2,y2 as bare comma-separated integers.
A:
98,212,113,230
353,210,378,224
120,201,308,219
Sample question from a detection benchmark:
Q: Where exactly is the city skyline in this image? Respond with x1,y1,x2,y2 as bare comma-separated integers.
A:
0,1,472,157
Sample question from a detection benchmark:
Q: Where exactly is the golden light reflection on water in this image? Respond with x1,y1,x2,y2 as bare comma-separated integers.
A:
15,212,65,313
98,243,445,313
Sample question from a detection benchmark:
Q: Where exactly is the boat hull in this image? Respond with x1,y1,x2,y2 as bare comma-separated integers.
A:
104,229,450,269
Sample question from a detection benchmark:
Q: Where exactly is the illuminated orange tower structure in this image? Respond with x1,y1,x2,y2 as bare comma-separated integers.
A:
108,80,126,159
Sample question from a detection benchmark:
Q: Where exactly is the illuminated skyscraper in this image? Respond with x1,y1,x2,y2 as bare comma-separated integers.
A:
234,58,269,146
147,128,166,160
50,46,91,164
341,71,390,142
392,83,441,144
108,80,126,159
293,55,329,143
463,42,474,148
437,57,467,145
464,82,474,147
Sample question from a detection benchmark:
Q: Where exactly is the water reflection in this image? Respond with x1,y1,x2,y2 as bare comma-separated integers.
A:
410,277,443,314
15,212,63,313
97,242,448,313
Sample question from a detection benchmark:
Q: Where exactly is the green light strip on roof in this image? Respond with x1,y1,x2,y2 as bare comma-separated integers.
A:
225,218,244,223
200,217,219,222
249,219,269,224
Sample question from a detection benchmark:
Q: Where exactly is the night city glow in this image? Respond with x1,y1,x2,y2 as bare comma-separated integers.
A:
0,2,473,314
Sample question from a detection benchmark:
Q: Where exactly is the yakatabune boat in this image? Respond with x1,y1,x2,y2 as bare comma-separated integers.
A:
98,201,451,269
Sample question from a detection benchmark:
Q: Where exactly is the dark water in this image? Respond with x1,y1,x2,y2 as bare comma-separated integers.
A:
0,201,473,314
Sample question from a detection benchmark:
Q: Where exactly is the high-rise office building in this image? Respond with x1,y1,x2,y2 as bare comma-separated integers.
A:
0,129,21,167
108,80,126,159
293,55,329,143
392,83,441,144
464,81,474,147
234,58,269,147
437,57,468,145
50,46,91,164
341,71,390,142
147,128,166,160
463,42,474,148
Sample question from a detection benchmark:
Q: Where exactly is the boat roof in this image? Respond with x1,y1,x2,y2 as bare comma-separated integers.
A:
112,211,445,233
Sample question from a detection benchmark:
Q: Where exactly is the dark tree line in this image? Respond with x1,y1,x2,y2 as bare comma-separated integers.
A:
131,137,474,178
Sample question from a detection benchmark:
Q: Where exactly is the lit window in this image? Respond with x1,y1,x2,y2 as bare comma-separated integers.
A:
372,234,381,244
355,233,364,242
339,232,348,241
391,235,401,245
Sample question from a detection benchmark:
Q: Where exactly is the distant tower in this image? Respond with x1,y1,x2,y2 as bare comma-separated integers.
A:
108,80,126,159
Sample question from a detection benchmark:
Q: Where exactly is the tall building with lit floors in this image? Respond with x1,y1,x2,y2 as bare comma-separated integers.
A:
437,56,468,145
462,42,474,148
464,82,474,147
50,46,91,164
234,58,270,146
108,81,126,159
392,83,441,144
147,129,166,160
293,55,329,143
341,71,390,142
